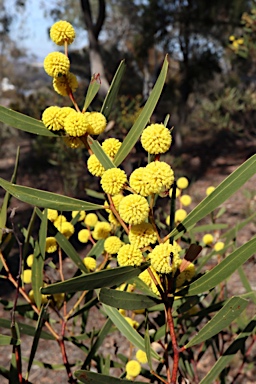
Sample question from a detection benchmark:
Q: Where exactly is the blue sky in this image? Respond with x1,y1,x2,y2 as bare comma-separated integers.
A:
7,0,88,62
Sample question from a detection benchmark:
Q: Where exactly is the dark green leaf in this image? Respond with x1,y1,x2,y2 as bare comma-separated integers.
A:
99,288,161,310
86,239,105,258
184,237,256,296
82,74,101,112
0,319,54,340
75,370,146,384
41,265,147,294
84,189,105,200
185,296,248,348
0,106,56,136
101,60,126,119
0,335,20,346
87,136,116,170
114,56,168,166
145,326,153,371
0,177,104,211
31,242,44,308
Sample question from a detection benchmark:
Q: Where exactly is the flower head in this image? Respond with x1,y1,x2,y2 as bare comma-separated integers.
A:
129,167,151,196
145,161,174,194
50,20,76,46
175,208,187,223
92,222,112,240
83,257,96,271
206,186,215,196
72,211,86,221
129,222,157,248
26,254,34,267
125,360,141,378
44,52,70,77
53,72,78,96
87,154,105,177
169,187,181,198
56,222,75,239
214,241,225,252
104,236,122,254
136,350,148,364
23,269,32,284
183,262,196,281
42,106,65,131
63,136,83,148
119,194,149,225
141,123,172,154
45,237,58,253
54,214,67,228
102,138,121,158
84,213,98,227
203,233,214,245
64,111,88,137
78,229,90,243
46,209,58,222
139,267,161,295
177,177,189,189
86,112,107,135
100,168,127,195
180,194,192,206
117,244,143,267
108,212,120,226
150,242,181,274
104,194,124,213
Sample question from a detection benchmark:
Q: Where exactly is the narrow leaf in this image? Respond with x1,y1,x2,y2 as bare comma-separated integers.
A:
199,315,256,384
39,209,47,260
145,326,153,371
41,265,147,294
0,106,56,136
87,136,116,170
114,56,168,166
0,177,104,211
99,288,161,310
75,370,146,384
0,335,20,346
83,74,101,112
102,304,161,361
31,242,44,308
101,60,126,119
167,154,256,240
0,319,54,340
86,239,105,258
184,237,256,296
185,296,248,348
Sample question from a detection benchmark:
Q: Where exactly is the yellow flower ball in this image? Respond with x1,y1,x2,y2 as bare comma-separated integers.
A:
125,360,141,377
117,244,143,267
83,257,97,271
45,237,58,253
104,236,122,254
87,154,105,177
180,194,192,206
92,222,112,240
124,317,139,329
26,254,34,267
84,213,98,227
72,211,86,221
52,292,65,309
23,269,32,284
46,209,58,222
63,136,83,149
54,214,67,228
42,106,65,131
202,233,214,245
43,52,70,77
128,222,157,248
229,35,235,41
119,194,150,225
104,194,124,213
59,106,75,119
169,187,181,198
85,112,107,135
136,350,148,364
129,167,151,196
150,242,181,274
57,222,75,239
177,177,189,189
175,208,187,223
145,161,174,194
108,212,120,226
64,111,88,137
206,186,215,196
50,20,75,46
102,138,121,158
139,267,161,295
141,123,172,154
53,72,78,96
100,168,127,195
78,229,90,243
214,241,225,252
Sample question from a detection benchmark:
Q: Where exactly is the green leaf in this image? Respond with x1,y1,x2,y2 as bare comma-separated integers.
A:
184,237,256,296
102,304,161,361
223,211,256,243
190,223,228,234
199,315,256,384
82,74,101,112
26,305,48,380
41,265,147,294
145,325,153,371
75,370,146,384
184,296,248,349
99,288,161,310
0,177,104,211
101,60,126,119
167,154,256,240
114,56,169,166
82,318,113,369
39,209,47,260
86,239,105,258
0,335,20,346
0,106,56,136
87,136,116,170
84,188,105,200
31,242,44,308
0,319,54,340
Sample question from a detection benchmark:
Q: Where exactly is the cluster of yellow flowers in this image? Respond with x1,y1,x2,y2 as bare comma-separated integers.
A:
229,35,244,52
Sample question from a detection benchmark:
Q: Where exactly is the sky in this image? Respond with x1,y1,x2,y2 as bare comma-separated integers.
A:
6,0,88,63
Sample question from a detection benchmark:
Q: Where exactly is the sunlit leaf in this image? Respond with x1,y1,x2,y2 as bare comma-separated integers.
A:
83,74,101,112
87,136,116,170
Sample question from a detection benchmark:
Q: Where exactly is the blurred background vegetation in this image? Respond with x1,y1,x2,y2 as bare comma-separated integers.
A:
0,0,256,195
